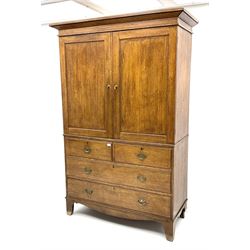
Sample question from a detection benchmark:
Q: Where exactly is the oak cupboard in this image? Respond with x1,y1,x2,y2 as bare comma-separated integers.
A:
50,8,198,241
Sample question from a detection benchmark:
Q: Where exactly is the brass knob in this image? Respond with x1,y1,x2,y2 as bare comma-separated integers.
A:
83,167,92,175
106,84,111,89
84,189,93,195
114,84,118,90
137,152,147,161
138,198,147,206
83,146,91,154
137,175,146,183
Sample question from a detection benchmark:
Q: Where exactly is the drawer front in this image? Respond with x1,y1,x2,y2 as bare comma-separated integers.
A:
67,157,171,193
114,143,172,168
65,139,112,161
68,178,171,217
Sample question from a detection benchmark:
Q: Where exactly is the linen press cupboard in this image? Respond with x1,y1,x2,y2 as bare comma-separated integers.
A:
50,8,198,241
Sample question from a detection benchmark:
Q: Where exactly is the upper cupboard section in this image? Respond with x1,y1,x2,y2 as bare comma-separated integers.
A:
60,27,176,143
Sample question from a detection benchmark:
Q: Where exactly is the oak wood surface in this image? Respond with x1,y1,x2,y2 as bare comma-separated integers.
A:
68,178,171,217
52,8,197,241
66,198,74,215
78,199,158,221
50,8,197,30
174,27,192,143
56,17,192,37
172,137,188,218
66,156,172,193
164,199,187,241
114,143,172,168
64,134,175,148
60,33,112,138
65,138,112,161
67,197,171,221
112,27,173,143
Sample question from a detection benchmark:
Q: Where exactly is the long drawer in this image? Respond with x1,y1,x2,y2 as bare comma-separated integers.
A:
114,143,172,168
67,157,171,193
65,138,112,161
67,178,171,217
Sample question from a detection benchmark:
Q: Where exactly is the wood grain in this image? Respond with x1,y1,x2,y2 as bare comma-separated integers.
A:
50,8,197,30
56,17,192,37
66,157,172,193
114,143,172,168
68,178,171,217
51,8,198,241
60,33,112,138
67,197,171,221
172,137,188,218
66,198,74,215
174,27,192,142
65,138,112,161
112,27,176,143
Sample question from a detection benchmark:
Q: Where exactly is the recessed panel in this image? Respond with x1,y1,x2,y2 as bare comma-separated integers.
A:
65,41,105,130
120,35,169,135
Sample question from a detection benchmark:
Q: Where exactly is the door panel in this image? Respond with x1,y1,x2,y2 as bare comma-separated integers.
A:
113,28,176,143
60,33,112,137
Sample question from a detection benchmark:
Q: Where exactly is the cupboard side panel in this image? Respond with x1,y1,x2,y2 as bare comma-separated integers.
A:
175,27,192,142
172,137,188,219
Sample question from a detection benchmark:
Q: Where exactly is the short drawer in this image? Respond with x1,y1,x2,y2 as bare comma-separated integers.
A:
67,157,171,193
68,178,171,217
65,139,112,161
114,143,172,168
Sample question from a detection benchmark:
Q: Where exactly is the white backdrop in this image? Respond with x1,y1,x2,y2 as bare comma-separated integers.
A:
0,1,250,249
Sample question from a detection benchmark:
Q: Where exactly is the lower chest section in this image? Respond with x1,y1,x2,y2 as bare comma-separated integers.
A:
65,137,173,218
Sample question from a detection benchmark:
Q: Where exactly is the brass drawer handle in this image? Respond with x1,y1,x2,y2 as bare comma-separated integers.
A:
84,188,93,195
83,146,91,154
137,152,147,161
138,198,147,206
137,175,147,183
83,167,92,175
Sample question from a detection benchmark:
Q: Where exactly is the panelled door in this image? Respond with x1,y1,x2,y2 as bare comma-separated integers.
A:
112,28,176,143
60,33,112,138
